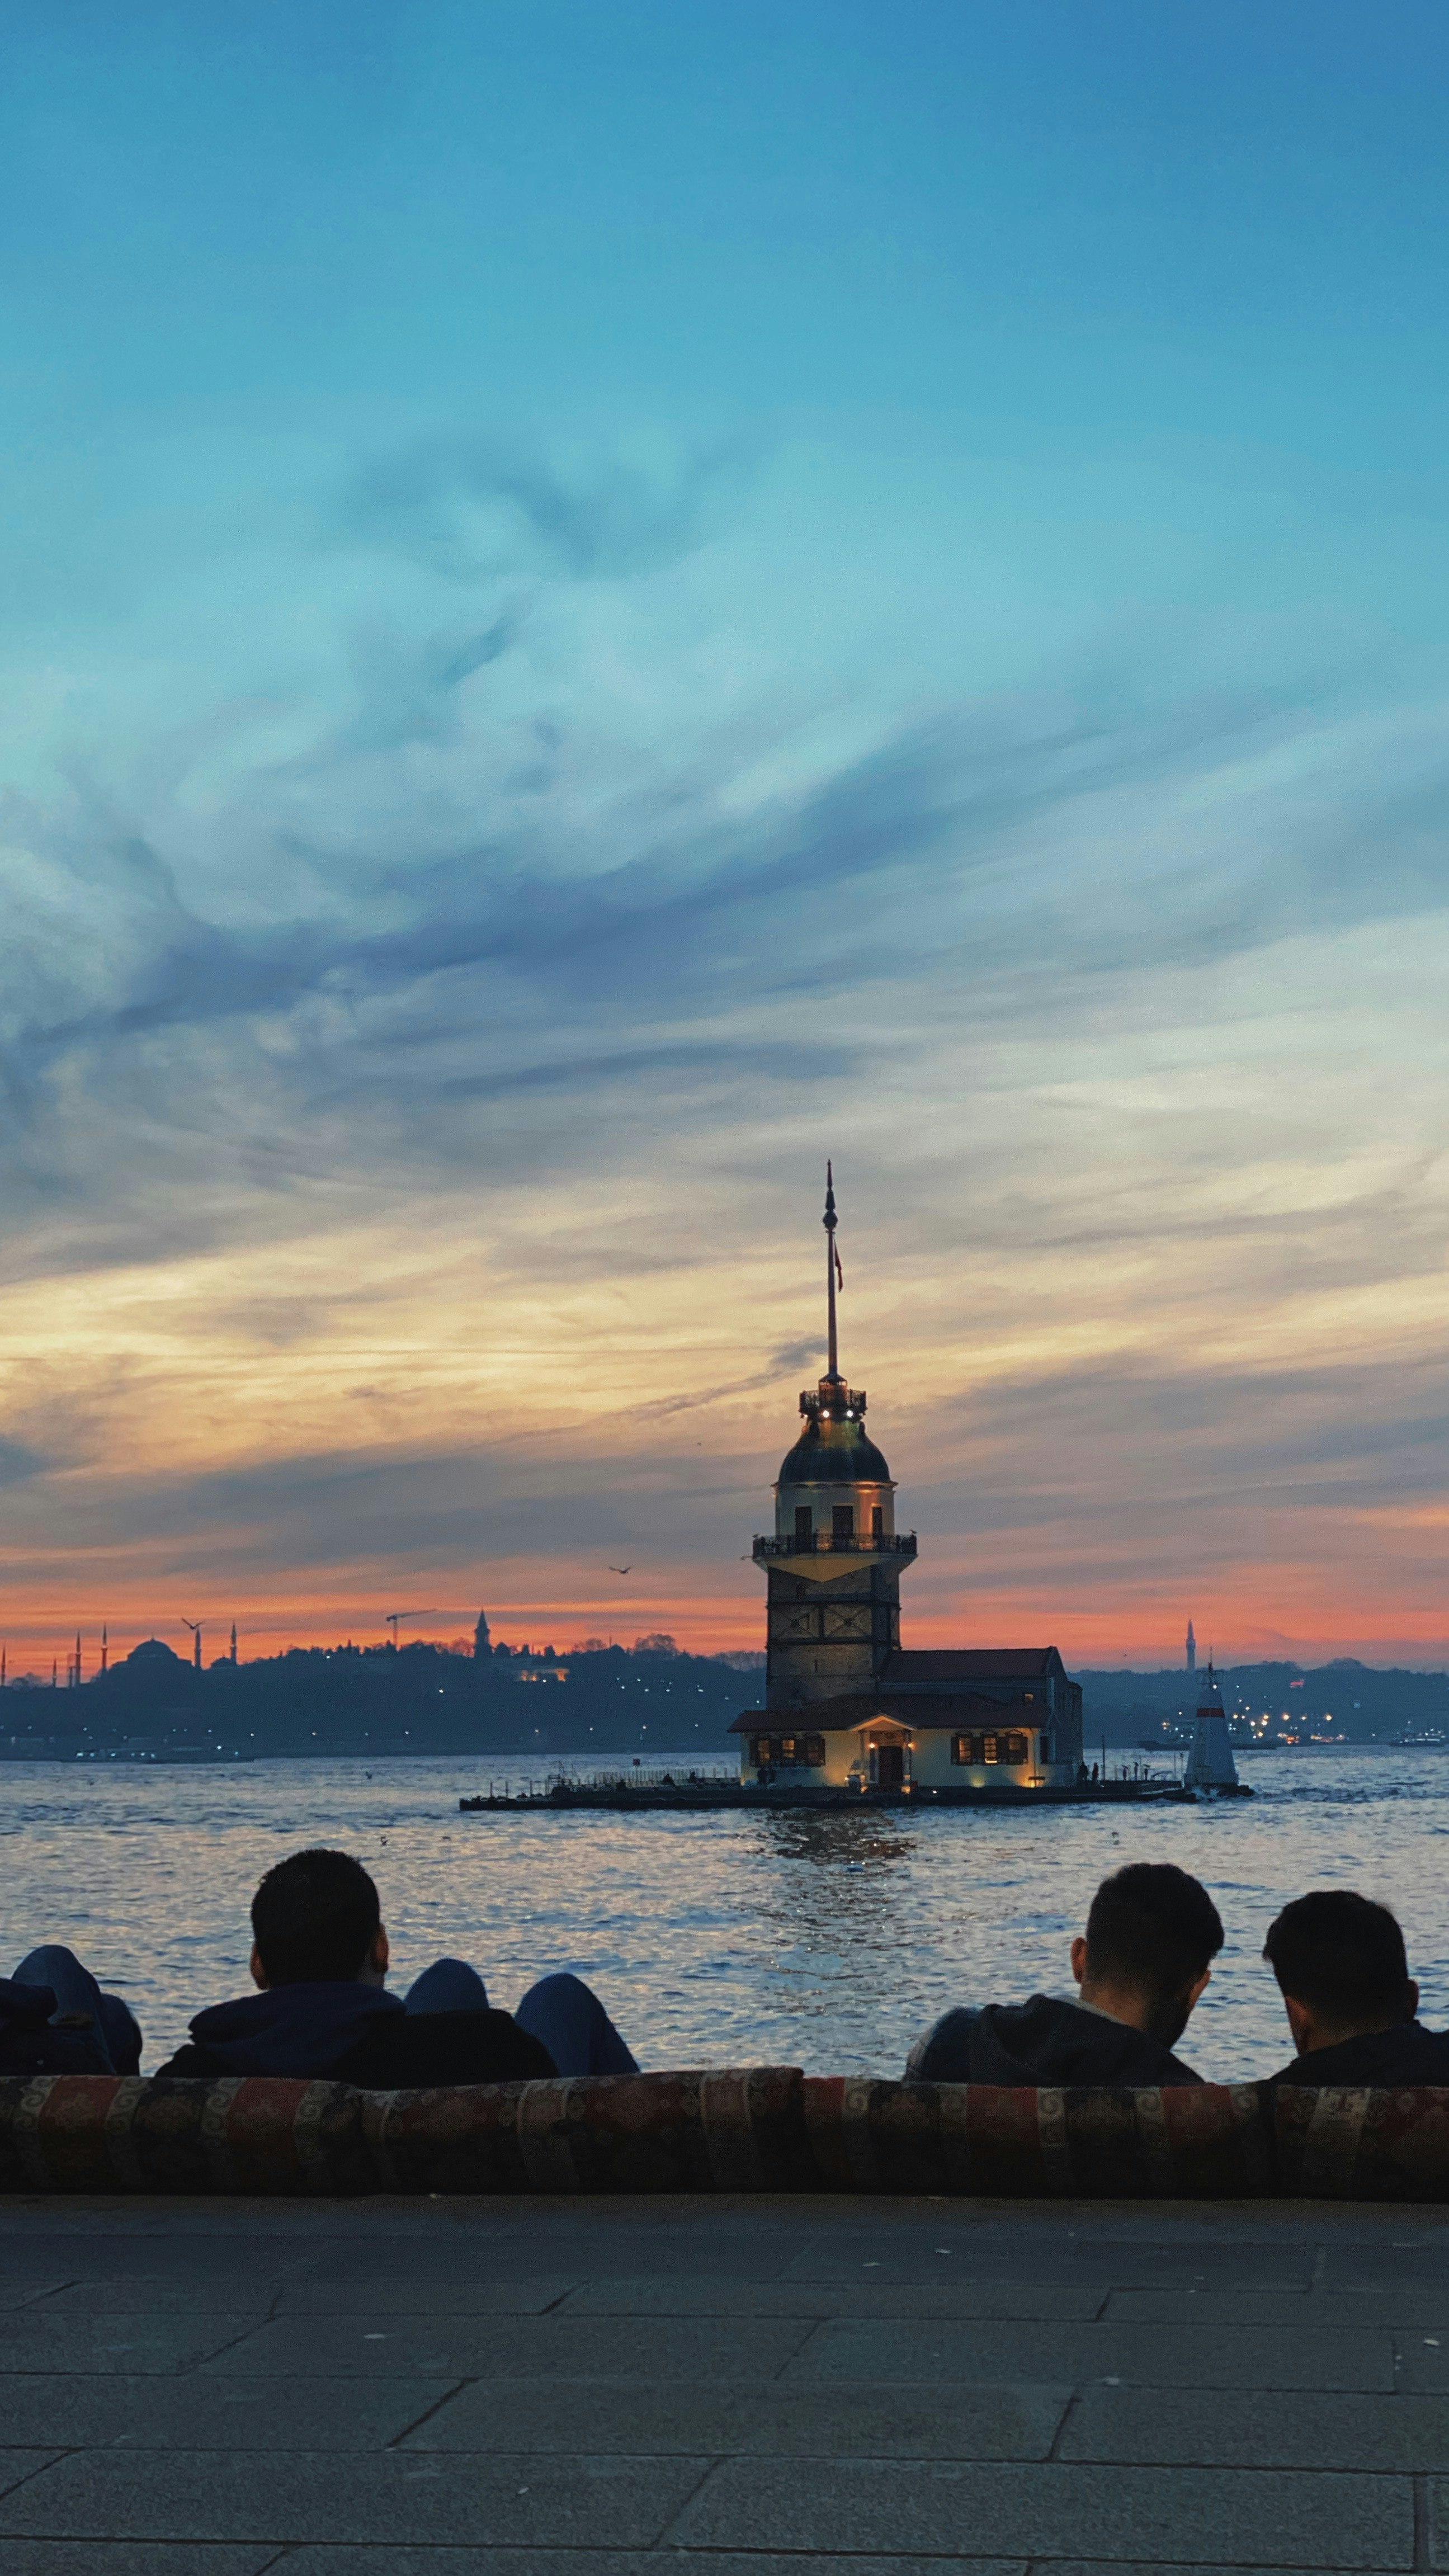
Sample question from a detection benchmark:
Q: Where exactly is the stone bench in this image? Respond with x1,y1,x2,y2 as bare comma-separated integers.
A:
3,2068,1446,2197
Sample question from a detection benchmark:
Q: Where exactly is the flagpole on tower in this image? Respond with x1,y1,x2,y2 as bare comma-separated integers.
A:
824,1160,843,1385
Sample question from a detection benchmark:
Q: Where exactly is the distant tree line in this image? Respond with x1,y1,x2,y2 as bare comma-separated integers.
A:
0,1630,763,1759
1079,1659,1449,1747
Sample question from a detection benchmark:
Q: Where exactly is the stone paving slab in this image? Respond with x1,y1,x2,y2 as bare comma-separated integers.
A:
403,2374,1070,2457
203,2310,818,2380
0,2449,712,2549
793,2313,1396,2390
1103,2286,1449,2324
1391,2333,1449,2389
0,2549,279,2574
1063,2383,1449,2469
0,2311,259,2373
666,2459,1414,2565
777,2241,1319,2289
0,2371,460,2453
560,2275,1107,2319
273,2277,578,2316
275,2558,1029,2575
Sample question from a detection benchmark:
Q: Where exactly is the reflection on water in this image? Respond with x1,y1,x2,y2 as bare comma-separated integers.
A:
2,1749,1448,2078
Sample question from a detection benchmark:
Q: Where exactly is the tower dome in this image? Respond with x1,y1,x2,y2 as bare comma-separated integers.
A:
776,1401,891,1490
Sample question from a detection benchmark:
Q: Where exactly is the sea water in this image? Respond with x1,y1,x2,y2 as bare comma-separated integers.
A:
2,1748,1447,2080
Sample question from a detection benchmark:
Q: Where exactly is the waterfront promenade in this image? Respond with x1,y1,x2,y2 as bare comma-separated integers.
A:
0,2189,1442,2569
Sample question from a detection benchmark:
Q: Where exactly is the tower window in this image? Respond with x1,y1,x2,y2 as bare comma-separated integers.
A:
794,1506,813,1548
832,1504,854,1541
871,1506,883,1537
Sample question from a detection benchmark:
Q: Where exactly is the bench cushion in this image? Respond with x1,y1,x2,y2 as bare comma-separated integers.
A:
2,2070,1447,2197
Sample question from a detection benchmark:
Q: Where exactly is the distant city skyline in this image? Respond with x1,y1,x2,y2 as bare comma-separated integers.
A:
6,7,1449,1667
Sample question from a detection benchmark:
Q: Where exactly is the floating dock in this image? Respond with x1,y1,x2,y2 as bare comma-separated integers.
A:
459,1774,1206,1813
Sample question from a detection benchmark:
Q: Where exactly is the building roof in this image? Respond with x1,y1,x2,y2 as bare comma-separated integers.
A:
730,1690,1051,1735
879,1647,1064,1688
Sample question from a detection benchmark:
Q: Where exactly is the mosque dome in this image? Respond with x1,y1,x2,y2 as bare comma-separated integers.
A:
126,1638,183,1667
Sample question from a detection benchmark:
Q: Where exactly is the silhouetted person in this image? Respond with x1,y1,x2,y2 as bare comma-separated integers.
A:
906,1861,1224,2087
155,1847,636,2084
3,1948,142,2076
1264,1890,1449,2087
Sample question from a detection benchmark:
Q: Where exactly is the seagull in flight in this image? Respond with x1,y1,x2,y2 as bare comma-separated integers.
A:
607,1565,633,1575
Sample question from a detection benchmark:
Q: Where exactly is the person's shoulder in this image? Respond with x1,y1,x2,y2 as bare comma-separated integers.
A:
0,2026,112,2078
334,2009,557,2089
152,2042,228,2080
905,2006,983,2081
1152,2042,1206,2087
1271,2023,1449,2089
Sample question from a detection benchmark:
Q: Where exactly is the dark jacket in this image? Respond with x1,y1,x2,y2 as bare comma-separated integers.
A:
154,1983,556,2086
906,1994,1204,2088
1269,2020,1449,2089
0,1978,112,2079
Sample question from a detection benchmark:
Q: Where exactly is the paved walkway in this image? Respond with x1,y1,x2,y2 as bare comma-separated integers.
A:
0,2191,1443,2570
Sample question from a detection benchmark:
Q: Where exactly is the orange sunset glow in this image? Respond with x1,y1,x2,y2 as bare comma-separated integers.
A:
7,888,1449,1678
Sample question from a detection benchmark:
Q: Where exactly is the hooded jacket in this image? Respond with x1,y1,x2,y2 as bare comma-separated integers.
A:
0,1978,112,2078
905,1994,1204,2088
154,1981,556,2087
1269,2019,1449,2089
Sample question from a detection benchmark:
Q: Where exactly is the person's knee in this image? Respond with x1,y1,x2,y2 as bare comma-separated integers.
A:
13,1945,83,1985
96,1995,143,2078
405,1957,489,2014
520,1971,587,2009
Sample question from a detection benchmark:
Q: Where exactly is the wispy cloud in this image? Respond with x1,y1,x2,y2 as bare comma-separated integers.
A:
4,424,1449,1658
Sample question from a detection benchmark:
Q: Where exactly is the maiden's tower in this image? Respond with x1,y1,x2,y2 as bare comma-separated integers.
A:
731,1171,1083,1792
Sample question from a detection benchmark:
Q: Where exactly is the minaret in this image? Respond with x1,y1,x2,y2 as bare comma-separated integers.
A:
752,1168,917,1710
230,1621,238,1665
1186,1619,1196,1673
100,1624,108,1674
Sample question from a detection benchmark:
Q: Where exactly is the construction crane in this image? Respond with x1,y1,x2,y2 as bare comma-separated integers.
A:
384,1610,437,1646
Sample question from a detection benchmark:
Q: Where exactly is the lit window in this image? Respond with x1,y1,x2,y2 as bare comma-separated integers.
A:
983,1737,998,1763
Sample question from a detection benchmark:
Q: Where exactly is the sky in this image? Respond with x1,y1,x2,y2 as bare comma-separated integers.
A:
5,1,1449,1672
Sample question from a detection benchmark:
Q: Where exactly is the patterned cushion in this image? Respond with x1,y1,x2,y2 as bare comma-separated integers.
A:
365,2067,814,2194
0,2074,370,2196
1272,2083,1449,2201
1,2070,1446,2197
801,2077,1275,2197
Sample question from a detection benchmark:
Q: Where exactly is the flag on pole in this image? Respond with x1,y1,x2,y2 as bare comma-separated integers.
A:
833,1238,843,1290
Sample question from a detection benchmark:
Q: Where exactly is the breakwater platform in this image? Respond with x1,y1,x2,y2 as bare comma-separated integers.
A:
460,1770,1203,1814
0,2186,1435,2565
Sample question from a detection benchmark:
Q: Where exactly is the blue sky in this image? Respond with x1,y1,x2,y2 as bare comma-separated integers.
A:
4,2,1449,1663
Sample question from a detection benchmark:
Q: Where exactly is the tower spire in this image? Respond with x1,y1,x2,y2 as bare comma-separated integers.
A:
823,1160,843,1384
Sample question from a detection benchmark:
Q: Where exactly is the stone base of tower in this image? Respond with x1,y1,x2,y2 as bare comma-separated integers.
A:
764,1561,903,1710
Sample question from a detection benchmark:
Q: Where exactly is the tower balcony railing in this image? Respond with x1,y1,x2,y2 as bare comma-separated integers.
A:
752,1530,918,1560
